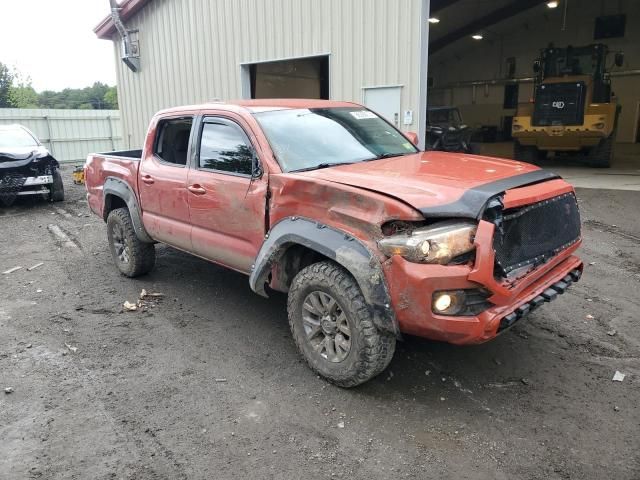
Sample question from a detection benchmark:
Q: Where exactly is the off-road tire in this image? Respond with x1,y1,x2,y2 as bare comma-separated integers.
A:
49,169,65,202
587,134,614,168
513,141,544,164
106,208,155,277
287,261,396,388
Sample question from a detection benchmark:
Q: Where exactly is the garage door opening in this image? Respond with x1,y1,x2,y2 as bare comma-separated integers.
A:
244,56,329,100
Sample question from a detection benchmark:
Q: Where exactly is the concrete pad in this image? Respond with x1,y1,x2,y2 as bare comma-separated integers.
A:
478,142,640,191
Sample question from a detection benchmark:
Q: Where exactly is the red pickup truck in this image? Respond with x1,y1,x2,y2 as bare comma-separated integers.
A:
85,99,582,387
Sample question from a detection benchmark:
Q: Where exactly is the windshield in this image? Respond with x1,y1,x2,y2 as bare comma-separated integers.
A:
542,46,604,78
428,108,462,126
0,127,39,148
254,107,418,172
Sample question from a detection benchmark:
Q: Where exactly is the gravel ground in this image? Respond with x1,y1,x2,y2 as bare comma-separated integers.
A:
1,166,639,480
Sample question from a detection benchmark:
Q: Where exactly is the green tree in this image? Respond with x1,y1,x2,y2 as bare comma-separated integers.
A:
104,86,118,109
0,63,118,109
0,62,14,107
8,84,39,108
8,71,38,108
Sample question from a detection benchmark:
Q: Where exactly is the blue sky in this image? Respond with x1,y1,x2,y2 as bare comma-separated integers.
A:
0,0,117,91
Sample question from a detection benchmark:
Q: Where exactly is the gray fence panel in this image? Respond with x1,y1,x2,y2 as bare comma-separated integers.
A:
0,109,123,163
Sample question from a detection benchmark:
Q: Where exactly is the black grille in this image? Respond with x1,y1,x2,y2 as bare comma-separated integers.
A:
0,173,28,206
532,82,586,126
493,193,581,276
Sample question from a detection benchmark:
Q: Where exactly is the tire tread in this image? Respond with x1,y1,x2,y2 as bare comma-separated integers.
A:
287,261,395,388
107,208,155,277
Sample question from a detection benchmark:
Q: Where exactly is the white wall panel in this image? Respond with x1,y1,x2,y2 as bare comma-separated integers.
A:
0,109,123,162
112,0,425,146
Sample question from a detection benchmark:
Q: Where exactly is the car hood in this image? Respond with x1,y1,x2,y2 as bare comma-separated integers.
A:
0,145,57,169
297,151,559,219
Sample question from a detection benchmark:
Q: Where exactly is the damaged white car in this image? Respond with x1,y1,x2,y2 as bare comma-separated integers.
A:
0,124,64,206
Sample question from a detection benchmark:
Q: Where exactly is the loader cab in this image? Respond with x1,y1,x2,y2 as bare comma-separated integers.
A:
535,44,620,105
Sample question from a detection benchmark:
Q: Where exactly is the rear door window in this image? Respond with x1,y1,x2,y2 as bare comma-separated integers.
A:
198,120,253,176
154,118,193,166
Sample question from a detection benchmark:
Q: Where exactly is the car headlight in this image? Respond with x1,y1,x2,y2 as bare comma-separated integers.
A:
378,220,477,264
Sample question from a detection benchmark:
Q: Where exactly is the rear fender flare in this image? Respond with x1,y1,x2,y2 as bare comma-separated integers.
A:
103,176,154,243
249,217,400,337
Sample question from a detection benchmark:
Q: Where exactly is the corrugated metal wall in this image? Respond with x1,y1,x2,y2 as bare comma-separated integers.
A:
113,0,425,146
0,109,123,163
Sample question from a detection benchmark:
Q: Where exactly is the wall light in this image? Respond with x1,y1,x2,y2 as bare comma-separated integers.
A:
428,17,441,23
472,34,484,40
546,1,559,8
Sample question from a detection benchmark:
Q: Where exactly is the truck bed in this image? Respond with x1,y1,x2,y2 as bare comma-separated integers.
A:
93,149,143,161
85,149,143,220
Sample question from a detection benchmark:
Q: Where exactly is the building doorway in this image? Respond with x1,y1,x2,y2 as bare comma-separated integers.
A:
243,55,330,100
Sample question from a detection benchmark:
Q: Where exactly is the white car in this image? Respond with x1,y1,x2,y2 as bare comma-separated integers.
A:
0,124,64,206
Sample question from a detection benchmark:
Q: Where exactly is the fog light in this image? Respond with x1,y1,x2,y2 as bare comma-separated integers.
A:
593,122,605,129
432,289,492,316
432,290,467,315
434,294,452,312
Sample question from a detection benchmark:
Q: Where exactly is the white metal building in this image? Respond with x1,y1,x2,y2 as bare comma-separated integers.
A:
96,0,639,152
95,0,431,148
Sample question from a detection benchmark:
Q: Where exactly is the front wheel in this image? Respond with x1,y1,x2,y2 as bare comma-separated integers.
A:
586,134,614,168
513,141,544,164
287,261,396,388
49,169,65,202
106,208,156,277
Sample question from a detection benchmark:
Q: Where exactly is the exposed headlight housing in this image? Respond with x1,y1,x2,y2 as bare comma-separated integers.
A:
378,220,477,264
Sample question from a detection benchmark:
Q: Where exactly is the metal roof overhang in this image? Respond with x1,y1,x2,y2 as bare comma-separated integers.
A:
94,0,152,39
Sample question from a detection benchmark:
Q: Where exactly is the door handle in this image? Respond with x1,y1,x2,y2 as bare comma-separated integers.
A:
187,184,207,195
141,175,155,185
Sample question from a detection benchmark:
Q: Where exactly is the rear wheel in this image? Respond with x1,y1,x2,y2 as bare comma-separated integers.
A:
49,170,64,202
586,134,614,168
287,261,396,388
106,208,156,277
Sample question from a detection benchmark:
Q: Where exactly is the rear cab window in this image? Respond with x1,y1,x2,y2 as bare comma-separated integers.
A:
197,118,254,176
154,118,193,166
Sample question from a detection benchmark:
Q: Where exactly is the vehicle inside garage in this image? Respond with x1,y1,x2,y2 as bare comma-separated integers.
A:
427,0,639,176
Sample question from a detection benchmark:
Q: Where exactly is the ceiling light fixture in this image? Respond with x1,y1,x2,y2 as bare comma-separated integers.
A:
472,34,483,40
428,17,440,24
546,1,559,8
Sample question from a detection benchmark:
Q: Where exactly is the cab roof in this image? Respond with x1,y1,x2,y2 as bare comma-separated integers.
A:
156,99,361,116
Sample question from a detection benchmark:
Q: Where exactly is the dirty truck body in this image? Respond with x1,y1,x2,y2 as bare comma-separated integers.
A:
513,44,621,167
85,100,583,387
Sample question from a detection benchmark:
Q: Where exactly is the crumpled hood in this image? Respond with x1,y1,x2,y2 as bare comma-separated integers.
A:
0,146,57,169
297,151,559,219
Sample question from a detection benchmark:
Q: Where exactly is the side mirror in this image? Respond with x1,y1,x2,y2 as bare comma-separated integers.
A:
405,131,419,146
532,60,541,74
614,52,624,67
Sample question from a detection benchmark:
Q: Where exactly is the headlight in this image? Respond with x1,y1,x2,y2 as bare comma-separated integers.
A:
378,220,477,264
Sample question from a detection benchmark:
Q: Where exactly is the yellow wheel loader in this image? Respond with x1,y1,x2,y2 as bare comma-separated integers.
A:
513,44,624,167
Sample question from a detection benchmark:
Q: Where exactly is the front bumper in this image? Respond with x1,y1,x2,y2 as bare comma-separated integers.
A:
384,181,583,344
385,247,582,344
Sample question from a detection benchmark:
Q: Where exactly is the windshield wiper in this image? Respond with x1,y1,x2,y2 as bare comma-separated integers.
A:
291,162,354,173
364,152,412,161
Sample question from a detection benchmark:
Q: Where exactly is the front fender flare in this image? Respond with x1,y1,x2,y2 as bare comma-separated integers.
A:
249,217,400,337
103,177,154,243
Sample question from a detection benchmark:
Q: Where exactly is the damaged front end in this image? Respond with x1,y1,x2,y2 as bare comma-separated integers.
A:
0,148,59,206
